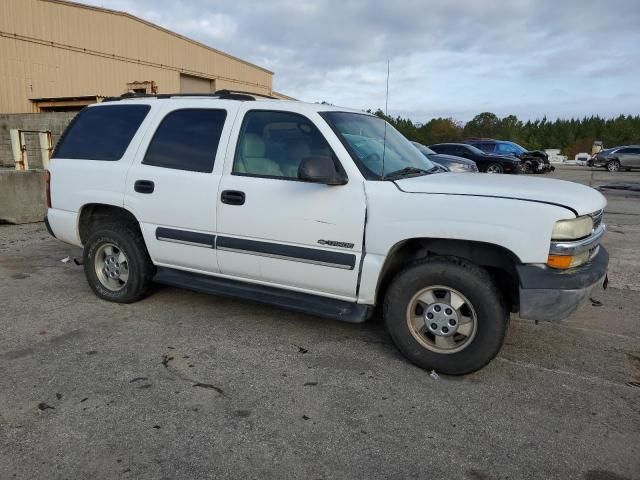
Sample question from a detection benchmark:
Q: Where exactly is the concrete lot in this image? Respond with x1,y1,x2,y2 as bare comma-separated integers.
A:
1,166,639,480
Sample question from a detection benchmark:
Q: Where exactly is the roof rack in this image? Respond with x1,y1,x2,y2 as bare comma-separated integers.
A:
102,89,278,103
215,89,278,100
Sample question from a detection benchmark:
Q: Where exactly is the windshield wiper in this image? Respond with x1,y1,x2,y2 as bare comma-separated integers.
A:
383,166,434,180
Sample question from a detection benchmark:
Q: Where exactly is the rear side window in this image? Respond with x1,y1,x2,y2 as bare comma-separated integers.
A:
475,143,495,153
53,105,150,160
143,109,227,173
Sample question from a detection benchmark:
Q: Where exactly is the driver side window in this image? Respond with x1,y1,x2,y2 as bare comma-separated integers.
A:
233,110,336,180
496,143,516,154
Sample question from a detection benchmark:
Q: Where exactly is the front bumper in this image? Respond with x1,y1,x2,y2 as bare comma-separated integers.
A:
516,246,608,321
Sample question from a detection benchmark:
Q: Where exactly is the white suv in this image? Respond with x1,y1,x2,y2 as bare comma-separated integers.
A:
45,91,608,375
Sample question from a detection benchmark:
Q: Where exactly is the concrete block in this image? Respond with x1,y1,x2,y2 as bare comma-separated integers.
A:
0,170,47,224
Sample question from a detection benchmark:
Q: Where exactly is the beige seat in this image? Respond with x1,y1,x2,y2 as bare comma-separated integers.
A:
236,133,283,176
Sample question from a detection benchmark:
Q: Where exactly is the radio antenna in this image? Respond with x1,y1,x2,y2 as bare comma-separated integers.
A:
381,60,389,179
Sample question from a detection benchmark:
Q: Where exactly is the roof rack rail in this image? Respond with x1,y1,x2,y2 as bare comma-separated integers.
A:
214,89,277,100
102,89,278,103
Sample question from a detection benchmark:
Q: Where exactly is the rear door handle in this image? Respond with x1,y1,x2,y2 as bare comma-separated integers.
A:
221,190,245,205
134,180,154,194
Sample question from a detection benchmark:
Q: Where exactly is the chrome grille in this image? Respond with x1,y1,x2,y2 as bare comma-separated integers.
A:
590,209,603,230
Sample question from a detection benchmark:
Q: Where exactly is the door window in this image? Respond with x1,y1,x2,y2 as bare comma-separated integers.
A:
452,146,468,156
495,143,518,154
233,110,337,179
143,109,227,173
474,143,494,153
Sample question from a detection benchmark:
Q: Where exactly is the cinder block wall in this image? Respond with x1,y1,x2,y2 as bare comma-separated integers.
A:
0,170,47,223
0,112,77,169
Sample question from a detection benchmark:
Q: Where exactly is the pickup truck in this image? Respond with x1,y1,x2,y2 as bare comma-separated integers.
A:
45,91,608,375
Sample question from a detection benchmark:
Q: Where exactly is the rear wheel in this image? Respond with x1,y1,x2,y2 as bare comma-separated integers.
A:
607,159,620,172
383,257,508,375
83,223,154,303
485,163,504,174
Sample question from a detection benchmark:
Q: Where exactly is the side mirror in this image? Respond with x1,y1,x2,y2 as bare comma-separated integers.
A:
298,156,347,185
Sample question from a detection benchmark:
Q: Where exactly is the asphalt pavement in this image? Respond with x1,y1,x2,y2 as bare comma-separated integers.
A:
1,165,638,480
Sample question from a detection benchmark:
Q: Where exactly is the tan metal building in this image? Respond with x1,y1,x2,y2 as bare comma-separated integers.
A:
0,0,289,113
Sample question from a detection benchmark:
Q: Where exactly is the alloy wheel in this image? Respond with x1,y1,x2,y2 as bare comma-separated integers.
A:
406,286,478,354
94,242,129,291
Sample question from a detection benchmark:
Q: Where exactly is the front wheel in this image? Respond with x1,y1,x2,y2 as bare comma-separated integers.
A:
520,161,532,174
485,162,504,174
83,223,154,303
383,257,508,375
607,159,620,172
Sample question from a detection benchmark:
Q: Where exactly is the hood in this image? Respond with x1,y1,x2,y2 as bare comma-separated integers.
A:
394,173,606,216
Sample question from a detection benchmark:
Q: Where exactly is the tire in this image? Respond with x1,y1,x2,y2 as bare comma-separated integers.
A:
485,162,504,174
83,223,154,303
520,161,532,174
383,256,508,375
606,159,620,172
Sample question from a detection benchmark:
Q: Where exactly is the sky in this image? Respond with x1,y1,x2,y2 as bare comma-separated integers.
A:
83,0,640,123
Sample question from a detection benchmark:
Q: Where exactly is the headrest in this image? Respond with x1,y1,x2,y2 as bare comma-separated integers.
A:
242,133,266,157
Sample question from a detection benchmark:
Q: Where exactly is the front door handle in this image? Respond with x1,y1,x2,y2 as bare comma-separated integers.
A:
134,180,154,194
221,190,245,205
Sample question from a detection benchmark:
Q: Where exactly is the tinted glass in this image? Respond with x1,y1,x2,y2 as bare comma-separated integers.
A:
53,105,150,160
496,143,520,154
234,110,337,179
430,145,449,154
473,143,494,153
143,109,227,173
453,146,469,156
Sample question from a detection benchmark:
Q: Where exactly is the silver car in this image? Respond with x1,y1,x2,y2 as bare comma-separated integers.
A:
591,145,640,172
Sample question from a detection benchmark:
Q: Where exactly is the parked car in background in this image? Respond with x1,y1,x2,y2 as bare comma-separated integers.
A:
429,143,521,174
464,139,553,174
589,146,640,172
411,142,478,172
575,153,590,166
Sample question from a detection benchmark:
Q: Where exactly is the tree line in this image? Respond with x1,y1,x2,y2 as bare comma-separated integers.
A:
369,110,640,158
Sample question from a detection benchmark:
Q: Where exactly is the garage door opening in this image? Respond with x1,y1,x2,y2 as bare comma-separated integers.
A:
180,74,215,93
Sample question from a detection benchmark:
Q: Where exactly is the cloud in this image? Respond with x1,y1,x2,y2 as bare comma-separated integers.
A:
84,0,640,121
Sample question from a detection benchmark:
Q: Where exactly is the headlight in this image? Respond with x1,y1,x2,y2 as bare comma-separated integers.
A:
551,216,593,240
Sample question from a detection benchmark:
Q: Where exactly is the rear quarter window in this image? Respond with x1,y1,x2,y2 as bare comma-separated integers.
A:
53,105,150,161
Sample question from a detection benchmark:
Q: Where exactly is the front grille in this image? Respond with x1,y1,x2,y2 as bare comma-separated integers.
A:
590,209,603,230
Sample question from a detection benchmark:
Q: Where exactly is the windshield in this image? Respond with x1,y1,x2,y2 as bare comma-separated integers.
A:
321,112,435,179
410,141,436,156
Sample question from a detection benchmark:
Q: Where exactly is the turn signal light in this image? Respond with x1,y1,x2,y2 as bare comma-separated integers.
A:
547,255,572,269
547,250,590,269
